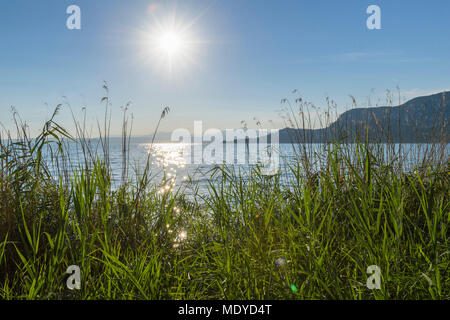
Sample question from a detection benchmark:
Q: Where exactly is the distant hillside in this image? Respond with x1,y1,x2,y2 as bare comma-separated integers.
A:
277,91,449,143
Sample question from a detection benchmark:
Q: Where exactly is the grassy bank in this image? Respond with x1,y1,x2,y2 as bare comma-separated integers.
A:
0,102,448,300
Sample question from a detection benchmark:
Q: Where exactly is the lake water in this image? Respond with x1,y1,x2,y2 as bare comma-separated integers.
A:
46,137,449,196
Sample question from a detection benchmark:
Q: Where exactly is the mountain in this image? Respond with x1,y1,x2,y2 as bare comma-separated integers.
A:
276,91,449,143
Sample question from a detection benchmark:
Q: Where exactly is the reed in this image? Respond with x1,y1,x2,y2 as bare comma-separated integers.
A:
0,88,448,300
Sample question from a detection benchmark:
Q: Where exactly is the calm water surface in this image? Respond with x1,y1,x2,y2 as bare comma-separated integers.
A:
47,138,449,196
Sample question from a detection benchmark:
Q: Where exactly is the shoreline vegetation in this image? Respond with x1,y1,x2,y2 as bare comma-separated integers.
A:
0,87,448,300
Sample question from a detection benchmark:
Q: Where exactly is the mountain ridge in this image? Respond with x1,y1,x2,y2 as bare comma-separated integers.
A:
276,91,449,143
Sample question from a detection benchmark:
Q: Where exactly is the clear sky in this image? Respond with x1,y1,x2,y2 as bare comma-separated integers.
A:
1,0,449,137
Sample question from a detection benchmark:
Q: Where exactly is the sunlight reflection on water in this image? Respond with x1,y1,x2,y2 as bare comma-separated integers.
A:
48,139,449,197
142,143,189,168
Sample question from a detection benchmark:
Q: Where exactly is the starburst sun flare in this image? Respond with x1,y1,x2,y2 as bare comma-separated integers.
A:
157,30,186,57
141,13,201,75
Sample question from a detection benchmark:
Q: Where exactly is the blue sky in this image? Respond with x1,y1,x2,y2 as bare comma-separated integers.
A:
1,0,449,136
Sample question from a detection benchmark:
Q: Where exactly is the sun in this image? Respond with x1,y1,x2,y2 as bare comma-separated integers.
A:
151,27,193,72
141,16,200,75
136,5,210,77
157,31,186,57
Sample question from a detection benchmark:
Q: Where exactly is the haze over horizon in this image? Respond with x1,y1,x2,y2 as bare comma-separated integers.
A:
1,0,450,137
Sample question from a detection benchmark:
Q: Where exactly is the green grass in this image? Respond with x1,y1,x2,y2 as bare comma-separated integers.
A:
0,99,448,300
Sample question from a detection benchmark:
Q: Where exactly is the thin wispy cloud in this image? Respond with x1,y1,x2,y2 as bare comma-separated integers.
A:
292,51,421,64
330,51,397,62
